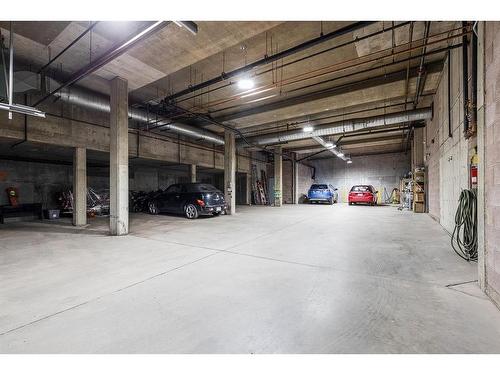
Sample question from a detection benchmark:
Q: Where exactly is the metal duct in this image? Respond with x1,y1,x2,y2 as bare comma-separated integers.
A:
51,76,225,145
239,107,432,147
11,71,224,145
55,84,224,145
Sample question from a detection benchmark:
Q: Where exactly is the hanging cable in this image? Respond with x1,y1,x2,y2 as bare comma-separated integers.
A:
451,189,478,261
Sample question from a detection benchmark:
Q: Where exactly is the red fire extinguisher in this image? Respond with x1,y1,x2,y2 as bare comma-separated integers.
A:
470,151,478,189
6,187,19,207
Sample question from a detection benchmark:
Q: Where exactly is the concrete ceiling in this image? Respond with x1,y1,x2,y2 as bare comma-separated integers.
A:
1,21,281,94
1,20,463,158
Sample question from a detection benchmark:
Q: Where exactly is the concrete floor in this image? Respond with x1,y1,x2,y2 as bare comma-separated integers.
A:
1,204,500,353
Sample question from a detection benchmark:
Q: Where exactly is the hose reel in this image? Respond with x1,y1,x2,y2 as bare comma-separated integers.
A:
451,189,477,261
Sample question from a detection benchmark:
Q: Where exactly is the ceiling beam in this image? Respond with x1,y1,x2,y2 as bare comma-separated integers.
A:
163,21,376,102
214,60,444,123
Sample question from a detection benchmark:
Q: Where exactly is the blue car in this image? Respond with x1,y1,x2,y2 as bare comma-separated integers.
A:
307,184,339,204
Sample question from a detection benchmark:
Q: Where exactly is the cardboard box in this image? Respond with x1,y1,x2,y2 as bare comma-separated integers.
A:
414,192,425,202
413,202,425,213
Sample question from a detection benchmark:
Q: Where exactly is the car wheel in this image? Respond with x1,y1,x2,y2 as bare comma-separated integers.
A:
329,198,334,205
148,201,159,215
185,203,199,219
213,212,221,216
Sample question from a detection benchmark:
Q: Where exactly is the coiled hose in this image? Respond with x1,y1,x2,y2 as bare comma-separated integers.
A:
451,189,477,261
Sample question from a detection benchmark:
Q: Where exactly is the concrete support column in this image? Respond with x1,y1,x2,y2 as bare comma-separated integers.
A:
109,77,129,236
292,153,299,204
274,146,283,207
246,173,252,205
224,130,236,215
189,164,197,183
73,147,87,226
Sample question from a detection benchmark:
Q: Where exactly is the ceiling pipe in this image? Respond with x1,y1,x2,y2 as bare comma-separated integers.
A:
412,21,430,108
469,22,478,137
462,21,470,135
238,107,433,147
163,21,376,102
8,23,14,119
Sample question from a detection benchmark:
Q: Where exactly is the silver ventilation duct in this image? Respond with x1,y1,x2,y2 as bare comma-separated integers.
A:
239,108,432,147
13,71,225,145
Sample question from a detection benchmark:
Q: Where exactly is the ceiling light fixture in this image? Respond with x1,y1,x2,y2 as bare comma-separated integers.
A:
303,125,314,133
237,78,255,90
0,103,46,118
337,152,345,158
173,21,198,35
347,159,353,164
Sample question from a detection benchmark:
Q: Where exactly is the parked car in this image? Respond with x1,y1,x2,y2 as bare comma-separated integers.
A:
348,185,378,205
307,184,338,204
147,183,227,219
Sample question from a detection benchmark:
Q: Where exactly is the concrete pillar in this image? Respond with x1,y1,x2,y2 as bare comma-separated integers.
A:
189,164,197,183
246,173,252,205
292,153,299,204
224,130,236,215
109,77,129,236
274,146,283,207
73,147,87,226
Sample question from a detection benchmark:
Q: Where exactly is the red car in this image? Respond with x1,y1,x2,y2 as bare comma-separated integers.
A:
348,185,378,206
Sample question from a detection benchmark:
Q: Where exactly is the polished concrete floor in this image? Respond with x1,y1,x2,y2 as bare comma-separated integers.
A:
1,204,500,353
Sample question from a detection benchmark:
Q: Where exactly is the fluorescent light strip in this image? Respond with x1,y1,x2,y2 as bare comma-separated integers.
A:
122,21,164,49
311,136,349,162
0,103,46,118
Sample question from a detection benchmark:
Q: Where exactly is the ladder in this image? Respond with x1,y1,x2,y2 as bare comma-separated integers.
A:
260,169,268,205
251,164,261,205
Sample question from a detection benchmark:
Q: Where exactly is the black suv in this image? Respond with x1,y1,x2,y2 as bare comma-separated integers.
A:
147,183,227,219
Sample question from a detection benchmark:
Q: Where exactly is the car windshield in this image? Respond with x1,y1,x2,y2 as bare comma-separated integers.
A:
311,184,328,189
351,185,371,192
185,183,220,193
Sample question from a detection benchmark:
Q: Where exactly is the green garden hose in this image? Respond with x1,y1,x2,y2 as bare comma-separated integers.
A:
451,189,477,261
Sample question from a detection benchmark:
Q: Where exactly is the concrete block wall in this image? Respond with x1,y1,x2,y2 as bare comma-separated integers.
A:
280,158,315,204
310,152,410,203
130,168,210,191
296,162,315,202
0,159,218,210
282,160,294,204
424,43,475,233
483,22,500,306
0,159,71,208
250,154,313,204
